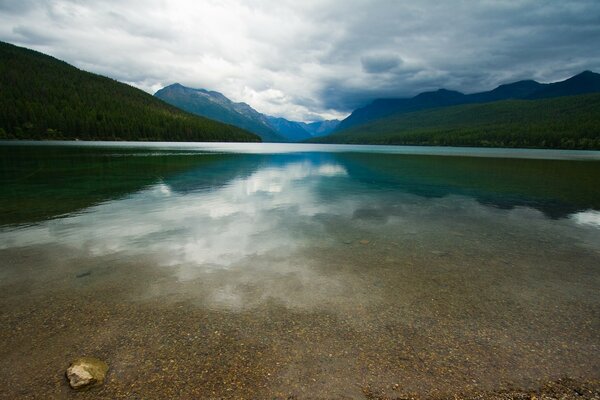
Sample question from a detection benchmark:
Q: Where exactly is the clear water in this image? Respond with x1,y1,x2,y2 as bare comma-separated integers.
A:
0,142,599,398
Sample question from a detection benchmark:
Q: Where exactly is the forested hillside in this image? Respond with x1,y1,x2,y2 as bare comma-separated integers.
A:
0,41,260,142
311,93,600,149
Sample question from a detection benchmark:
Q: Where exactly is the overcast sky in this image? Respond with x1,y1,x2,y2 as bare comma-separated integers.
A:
1,0,599,121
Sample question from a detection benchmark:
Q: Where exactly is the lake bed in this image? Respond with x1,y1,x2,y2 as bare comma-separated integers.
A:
0,142,599,399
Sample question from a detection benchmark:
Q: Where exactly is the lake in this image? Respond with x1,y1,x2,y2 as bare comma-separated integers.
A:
0,141,599,399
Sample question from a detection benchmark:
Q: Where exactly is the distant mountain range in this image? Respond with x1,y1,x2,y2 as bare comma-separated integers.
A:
311,91,600,149
266,117,341,142
1,40,599,149
155,84,339,142
335,71,600,133
0,41,259,142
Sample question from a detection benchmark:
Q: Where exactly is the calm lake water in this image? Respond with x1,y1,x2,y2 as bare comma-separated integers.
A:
0,141,599,399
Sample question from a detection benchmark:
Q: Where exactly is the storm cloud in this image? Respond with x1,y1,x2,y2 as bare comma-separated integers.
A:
1,0,599,121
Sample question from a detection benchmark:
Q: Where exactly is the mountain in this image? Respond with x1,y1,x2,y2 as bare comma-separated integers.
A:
468,80,543,103
310,93,600,150
0,41,259,142
266,117,312,141
265,117,340,141
335,89,466,132
300,120,340,137
528,70,600,99
156,83,339,142
335,71,600,133
155,84,285,142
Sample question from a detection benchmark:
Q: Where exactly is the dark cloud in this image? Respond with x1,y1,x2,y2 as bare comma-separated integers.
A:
0,0,43,13
361,54,402,74
0,0,599,121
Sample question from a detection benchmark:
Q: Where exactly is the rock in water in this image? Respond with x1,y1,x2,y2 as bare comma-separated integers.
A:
66,357,108,390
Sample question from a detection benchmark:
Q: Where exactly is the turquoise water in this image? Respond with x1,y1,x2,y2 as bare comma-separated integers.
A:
0,142,599,398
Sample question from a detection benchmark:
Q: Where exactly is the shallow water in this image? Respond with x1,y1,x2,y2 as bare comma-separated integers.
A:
0,142,599,399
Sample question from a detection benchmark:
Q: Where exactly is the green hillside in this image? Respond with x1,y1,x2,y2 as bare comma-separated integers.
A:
0,41,260,142
311,93,600,149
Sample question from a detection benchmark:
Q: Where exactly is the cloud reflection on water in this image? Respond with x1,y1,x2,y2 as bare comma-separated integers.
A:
0,161,350,269
1,154,599,312
570,210,600,228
